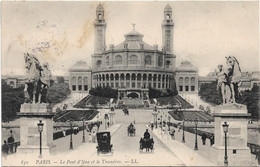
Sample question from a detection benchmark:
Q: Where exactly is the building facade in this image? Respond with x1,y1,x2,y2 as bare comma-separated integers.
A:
91,3,177,99
175,61,199,93
69,61,92,92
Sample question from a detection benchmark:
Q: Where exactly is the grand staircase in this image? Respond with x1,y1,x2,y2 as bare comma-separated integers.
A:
117,98,150,108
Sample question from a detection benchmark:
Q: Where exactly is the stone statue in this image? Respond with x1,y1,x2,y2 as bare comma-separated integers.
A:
225,56,242,103
37,62,52,103
217,56,242,104
24,53,51,104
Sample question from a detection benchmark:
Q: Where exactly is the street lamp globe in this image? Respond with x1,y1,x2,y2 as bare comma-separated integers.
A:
37,120,44,133
222,122,229,133
195,118,198,125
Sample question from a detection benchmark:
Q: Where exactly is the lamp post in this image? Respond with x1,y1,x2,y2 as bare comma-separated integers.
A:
168,116,171,131
37,120,44,158
82,118,85,143
182,119,185,143
160,115,163,135
69,120,73,150
222,122,229,166
194,118,198,150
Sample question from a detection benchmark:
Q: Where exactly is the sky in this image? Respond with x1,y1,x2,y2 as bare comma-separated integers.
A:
1,1,259,76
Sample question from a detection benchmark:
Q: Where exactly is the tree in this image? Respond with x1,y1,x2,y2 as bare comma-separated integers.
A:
198,82,222,105
199,82,260,120
89,86,117,98
47,83,71,107
2,82,24,122
57,76,65,84
237,85,260,120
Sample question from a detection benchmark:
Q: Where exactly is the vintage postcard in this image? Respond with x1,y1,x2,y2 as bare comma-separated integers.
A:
1,1,259,167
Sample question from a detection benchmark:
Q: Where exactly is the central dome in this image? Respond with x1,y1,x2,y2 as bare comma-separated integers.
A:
113,29,154,50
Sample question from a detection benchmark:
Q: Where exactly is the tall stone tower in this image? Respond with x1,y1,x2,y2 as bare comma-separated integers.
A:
94,3,107,54
162,4,174,54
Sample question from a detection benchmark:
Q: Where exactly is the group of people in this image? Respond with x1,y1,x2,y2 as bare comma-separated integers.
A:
2,130,15,157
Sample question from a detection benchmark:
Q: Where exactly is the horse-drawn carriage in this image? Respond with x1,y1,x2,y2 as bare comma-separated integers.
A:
123,108,129,115
96,132,113,155
139,137,154,153
127,125,136,137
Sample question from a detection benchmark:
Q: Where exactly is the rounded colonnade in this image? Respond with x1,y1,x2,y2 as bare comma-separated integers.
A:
92,72,175,90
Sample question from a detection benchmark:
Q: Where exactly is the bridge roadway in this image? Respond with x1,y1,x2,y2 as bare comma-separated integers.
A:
2,109,184,166
90,109,184,166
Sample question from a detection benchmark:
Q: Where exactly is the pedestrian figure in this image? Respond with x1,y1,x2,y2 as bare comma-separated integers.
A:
107,121,110,128
209,134,214,146
7,130,14,153
151,123,154,131
170,129,175,140
62,130,66,137
201,133,207,145
177,123,181,132
2,140,9,158
255,148,260,165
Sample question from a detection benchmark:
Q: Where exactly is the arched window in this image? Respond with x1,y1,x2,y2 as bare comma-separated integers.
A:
132,73,136,80
78,77,82,91
158,56,163,66
153,74,157,81
126,73,130,80
120,73,124,80
143,74,147,81
129,55,138,64
83,77,88,91
71,77,76,91
179,77,183,84
98,14,102,19
148,74,152,81
96,60,102,68
106,56,109,66
185,77,189,85
110,74,114,81
165,60,171,69
115,74,119,81
115,55,122,65
191,77,196,85
137,73,141,81
106,74,109,81
145,55,152,65
166,14,171,19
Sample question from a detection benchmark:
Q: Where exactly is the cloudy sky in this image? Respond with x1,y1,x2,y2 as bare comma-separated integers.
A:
1,1,259,76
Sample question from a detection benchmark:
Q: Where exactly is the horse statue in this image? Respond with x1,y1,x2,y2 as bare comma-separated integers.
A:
24,53,51,104
217,56,242,104
24,53,42,103
37,62,52,103
225,56,242,103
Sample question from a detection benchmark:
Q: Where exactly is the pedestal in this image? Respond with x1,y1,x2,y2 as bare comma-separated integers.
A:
210,103,251,166
108,111,115,125
17,103,56,155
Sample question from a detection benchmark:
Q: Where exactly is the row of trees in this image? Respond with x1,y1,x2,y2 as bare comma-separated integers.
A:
199,82,259,120
149,88,178,99
2,79,71,122
89,86,118,98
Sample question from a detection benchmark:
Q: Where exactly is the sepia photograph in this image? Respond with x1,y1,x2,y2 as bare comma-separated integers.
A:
1,1,260,166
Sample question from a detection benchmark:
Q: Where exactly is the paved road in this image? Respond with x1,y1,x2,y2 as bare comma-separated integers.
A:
90,109,184,166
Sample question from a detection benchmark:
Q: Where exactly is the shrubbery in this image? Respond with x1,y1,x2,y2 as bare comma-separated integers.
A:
47,83,71,107
2,80,24,122
199,82,260,120
89,86,117,98
149,88,178,99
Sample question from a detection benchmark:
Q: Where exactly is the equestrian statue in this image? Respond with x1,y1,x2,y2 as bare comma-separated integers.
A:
24,53,52,104
216,56,242,104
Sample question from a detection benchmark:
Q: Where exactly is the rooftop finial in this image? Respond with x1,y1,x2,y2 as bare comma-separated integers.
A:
131,23,136,30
